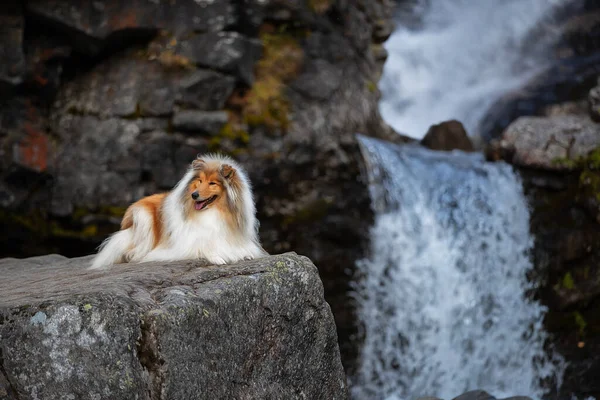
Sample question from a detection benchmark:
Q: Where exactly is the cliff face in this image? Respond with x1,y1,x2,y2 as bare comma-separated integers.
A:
488,79,600,399
0,253,347,400
0,0,400,372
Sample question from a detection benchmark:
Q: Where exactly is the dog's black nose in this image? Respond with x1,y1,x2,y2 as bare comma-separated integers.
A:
191,191,199,200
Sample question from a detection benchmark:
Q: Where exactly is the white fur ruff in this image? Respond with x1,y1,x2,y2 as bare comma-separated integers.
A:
89,154,266,269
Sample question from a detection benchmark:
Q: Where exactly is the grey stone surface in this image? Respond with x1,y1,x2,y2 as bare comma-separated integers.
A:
176,69,236,110
26,0,235,55
177,31,262,85
500,115,600,170
52,52,182,118
0,253,348,400
291,59,343,101
172,110,229,134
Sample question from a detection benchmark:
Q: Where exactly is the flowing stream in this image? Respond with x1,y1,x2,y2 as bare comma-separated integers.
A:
351,1,577,398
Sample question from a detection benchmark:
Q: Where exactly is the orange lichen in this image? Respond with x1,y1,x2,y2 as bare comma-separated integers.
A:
15,124,49,172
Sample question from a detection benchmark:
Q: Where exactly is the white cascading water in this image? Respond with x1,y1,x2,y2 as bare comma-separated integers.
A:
350,1,578,398
351,137,565,400
379,0,570,139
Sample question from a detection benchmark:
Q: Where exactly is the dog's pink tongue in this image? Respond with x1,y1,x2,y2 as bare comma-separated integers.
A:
194,201,206,210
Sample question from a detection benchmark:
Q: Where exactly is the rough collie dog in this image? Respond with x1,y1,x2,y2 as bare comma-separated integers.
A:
89,154,267,269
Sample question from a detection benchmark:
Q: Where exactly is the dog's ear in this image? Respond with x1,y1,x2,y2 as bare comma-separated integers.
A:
220,164,235,180
192,159,205,170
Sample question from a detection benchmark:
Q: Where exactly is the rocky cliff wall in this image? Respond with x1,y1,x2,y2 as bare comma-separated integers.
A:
488,79,600,399
0,253,347,400
0,0,404,373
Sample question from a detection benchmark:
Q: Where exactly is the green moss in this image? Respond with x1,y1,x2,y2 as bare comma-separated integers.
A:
554,147,600,203
98,206,128,218
308,0,332,14
562,272,575,290
50,222,98,238
366,80,377,93
266,259,289,285
243,32,304,133
209,121,251,153
574,311,587,336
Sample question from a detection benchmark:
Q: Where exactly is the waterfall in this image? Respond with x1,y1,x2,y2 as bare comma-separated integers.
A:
351,137,565,400
378,0,573,139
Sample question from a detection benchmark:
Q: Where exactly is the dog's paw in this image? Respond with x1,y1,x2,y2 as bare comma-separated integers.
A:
243,255,254,261
208,256,227,265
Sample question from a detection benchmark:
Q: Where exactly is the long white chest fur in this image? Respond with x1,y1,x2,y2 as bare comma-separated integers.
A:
142,199,264,265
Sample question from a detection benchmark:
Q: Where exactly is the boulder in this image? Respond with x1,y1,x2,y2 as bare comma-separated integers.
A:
421,120,475,152
415,392,532,400
452,391,532,400
0,253,348,400
500,115,600,170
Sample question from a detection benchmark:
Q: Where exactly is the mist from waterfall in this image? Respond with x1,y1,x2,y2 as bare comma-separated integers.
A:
378,0,572,139
351,137,565,400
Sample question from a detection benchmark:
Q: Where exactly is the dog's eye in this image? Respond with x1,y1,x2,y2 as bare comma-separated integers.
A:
209,182,217,186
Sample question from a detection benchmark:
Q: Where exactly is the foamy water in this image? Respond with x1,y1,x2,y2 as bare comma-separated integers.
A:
378,0,570,138
351,137,565,400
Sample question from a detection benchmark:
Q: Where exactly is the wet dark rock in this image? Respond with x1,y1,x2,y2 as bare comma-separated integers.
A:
176,69,236,111
291,59,343,100
304,32,356,64
23,33,72,96
53,52,184,118
515,158,600,400
172,110,229,134
421,120,475,152
479,55,600,141
452,391,497,400
557,4,600,59
589,77,600,121
26,0,235,55
0,4,25,92
177,31,262,85
0,253,348,400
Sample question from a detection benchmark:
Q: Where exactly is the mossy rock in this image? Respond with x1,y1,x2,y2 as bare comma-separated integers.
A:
242,31,304,133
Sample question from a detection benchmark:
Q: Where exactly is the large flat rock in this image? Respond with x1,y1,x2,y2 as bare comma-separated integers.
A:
0,253,347,400
500,115,600,171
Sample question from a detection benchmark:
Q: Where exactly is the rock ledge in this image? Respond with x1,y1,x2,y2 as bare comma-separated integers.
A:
0,253,347,400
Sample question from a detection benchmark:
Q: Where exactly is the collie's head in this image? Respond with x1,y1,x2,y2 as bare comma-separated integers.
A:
177,154,257,236
182,159,233,212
